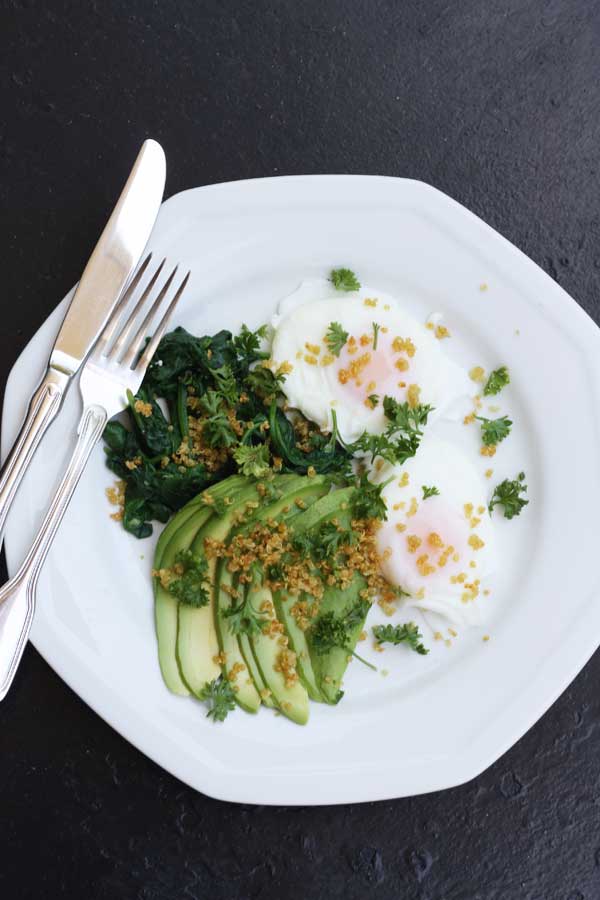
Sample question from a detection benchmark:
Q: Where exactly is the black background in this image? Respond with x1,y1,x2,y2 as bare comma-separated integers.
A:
2,2,600,898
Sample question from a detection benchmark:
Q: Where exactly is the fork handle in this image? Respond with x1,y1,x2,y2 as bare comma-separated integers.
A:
0,366,71,542
0,403,107,700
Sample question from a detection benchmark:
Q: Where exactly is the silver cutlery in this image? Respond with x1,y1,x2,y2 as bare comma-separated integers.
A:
0,139,166,548
0,255,190,699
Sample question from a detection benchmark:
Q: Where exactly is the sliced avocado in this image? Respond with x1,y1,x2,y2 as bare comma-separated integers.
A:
154,475,246,565
274,487,355,702
224,476,331,703
287,485,354,533
212,475,327,711
309,573,370,704
238,632,275,707
154,507,211,695
272,590,322,702
177,474,302,696
213,559,261,713
240,475,331,527
153,475,244,695
177,481,265,696
247,573,309,725
288,486,373,704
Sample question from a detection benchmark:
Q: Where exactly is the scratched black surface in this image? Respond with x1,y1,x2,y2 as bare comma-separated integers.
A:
2,2,600,898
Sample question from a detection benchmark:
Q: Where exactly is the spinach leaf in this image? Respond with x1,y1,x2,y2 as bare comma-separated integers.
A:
268,403,352,476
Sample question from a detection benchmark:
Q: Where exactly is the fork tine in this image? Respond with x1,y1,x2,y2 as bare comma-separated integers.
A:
134,271,190,373
105,258,166,361
120,265,178,368
96,252,153,352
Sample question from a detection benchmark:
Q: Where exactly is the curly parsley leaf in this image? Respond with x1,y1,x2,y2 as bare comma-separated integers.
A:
382,397,433,432
325,322,349,357
348,398,433,467
231,323,269,360
489,471,528,519
198,676,237,722
233,443,272,478
223,592,269,637
483,366,510,396
330,268,361,292
422,485,440,500
372,622,429,655
350,474,388,521
245,364,286,401
310,600,376,670
476,415,512,446
293,520,356,563
164,549,211,608
350,430,419,466
202,413,238,449
211,365,239,406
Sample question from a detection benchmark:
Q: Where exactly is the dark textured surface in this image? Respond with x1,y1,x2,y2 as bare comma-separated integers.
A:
2,1,600,898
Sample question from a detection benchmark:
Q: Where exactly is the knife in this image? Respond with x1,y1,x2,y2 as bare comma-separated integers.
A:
0,139,166,544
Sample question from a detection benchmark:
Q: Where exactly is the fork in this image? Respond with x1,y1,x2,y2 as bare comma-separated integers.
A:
0,254,190,700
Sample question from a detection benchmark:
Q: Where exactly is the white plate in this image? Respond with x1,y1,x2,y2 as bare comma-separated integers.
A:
3,176,600,806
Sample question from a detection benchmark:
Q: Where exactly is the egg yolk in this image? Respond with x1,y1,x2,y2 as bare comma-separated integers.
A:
378,496,475,592
334,334,408,402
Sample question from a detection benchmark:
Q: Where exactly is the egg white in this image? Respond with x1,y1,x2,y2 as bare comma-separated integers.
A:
271,279,471,444
373,436,495,626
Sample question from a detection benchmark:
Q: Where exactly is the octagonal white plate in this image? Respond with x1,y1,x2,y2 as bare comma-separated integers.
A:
3,176,600,805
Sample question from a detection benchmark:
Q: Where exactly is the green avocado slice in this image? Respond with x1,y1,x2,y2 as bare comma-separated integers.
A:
247,572,309,726
154,475,247,565
238,632,276,708
309,573,370,704
214,559,262,713
177,482,267,696
273,487,355,702
177,475,303,697
153,475,245,695
283,486,374,704
224,476,332,704
271,589,322,702
213,475,329,712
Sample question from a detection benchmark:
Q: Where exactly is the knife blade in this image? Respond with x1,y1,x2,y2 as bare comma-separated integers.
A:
0,139,166,543
50,139,166,374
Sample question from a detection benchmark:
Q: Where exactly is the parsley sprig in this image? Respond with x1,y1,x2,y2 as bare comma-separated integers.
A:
422,485,440,500
350,474,389,521
489,472,528,519
232,323,269,358
476,415,512,446
325,322,349,357
233,443,272,478
310,600,376,670
223,590,269,637
245,364,287,401
163,549,211,608
198,676,237,721
347,396,433,466
199,391,238,448
292,520,356,562
483,366,510,396
330,268,361,292
372,622,429,655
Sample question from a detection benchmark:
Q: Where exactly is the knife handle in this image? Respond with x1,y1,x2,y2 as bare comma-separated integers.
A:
0,367,71,541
